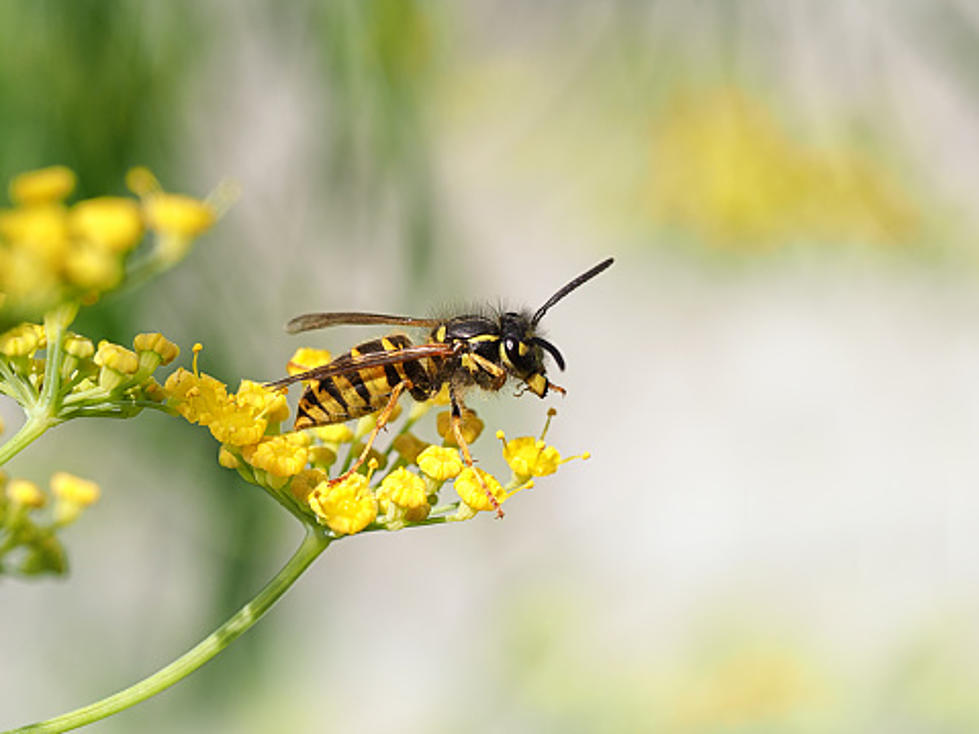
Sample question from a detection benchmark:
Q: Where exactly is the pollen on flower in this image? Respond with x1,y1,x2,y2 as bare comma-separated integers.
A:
9,165,76,206
417,445,464,481
453,467,506,513
68,197,143,253
307,473,377,535
7,478,46,508
376,467,429,521
134,332,180,366
241,432,310,478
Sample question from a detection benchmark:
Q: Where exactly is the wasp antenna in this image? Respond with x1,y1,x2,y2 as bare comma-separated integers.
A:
532,257,614,326
532,337,566,371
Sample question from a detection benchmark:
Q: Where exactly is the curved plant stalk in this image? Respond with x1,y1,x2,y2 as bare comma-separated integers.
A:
5,526,332,734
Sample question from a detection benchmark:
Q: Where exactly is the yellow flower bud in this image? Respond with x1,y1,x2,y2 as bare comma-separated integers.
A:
218,445,239,469
63,333,95,359
312,424,354,444
64,243,123,291
134,332,180,365
288,468,327,503
417,445,463,481
9,165,76,205
391,432,429,464
0,323,45,357
94,340,139,374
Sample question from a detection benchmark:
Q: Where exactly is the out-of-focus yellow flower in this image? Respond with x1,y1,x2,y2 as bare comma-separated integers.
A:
391,432,429,464
376,467,429,522
307,445,337,467
134,332,180,366
0,205,70,263
50,472,100,506
241,432,310,478
648,87,920,249
453,467,508,513
417,445,463,481
308,473,377,535
288,467,328,503
7,478,46,508
9,166,76,206
143,193,215,238
0,323,45,357
68,197,143,253
64,243,123,291
436,409,484,446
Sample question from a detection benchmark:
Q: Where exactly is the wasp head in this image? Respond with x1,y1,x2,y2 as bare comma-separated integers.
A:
497,311,564,397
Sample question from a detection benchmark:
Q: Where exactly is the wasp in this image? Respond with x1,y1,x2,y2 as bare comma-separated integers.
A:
269,257,613,516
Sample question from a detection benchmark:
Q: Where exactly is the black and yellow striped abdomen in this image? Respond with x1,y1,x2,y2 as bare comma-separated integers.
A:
294,334,438,429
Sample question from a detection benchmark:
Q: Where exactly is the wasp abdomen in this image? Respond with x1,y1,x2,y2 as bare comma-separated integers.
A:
295,334,437,429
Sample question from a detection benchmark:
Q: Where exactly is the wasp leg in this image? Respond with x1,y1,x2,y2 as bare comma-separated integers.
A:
469,352,508,390
328,381,408,486
546,380,566,395
449,384,504,519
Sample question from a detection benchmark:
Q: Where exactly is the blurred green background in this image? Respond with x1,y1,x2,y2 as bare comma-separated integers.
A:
4,1,979,732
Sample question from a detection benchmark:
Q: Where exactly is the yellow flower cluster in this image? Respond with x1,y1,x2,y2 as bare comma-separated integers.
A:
0,165,216,326
164,347,590,537
647,87,921,249
0,470,100,577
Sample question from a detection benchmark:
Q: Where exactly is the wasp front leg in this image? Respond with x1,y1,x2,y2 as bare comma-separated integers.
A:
449,383,504,519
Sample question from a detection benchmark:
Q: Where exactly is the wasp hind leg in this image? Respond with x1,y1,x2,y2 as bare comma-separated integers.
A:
328,381,408,487
450,384,504,519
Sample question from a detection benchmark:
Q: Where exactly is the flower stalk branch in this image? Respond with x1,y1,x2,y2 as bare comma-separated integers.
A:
5,526,332,734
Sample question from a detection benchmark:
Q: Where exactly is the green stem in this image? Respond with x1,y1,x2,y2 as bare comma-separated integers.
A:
0,415,56,467
6,527,332,734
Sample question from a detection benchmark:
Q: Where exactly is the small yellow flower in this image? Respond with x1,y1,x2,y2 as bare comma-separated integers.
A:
437,409,484,446
218,445,240,469
241,432,310,477
134,332,180,366
9,165,76,206
143,193,215,238
308,474,377,535
287,347,332,377
125,166,160,197
7,478,46,508
164,367,232,425
235,379,289,424
50,472,100,506
496,430,589,478
288,467,327,503
142,377,166,402
307,445,338,467
68,197,143,253
376,467,429,522
453,467,506,513
63,333,95,359
0,323,45,357
417,445,463,481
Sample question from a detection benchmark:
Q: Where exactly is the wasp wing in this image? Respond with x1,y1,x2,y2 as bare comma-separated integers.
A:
266,342,458,389
286,312,441,334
